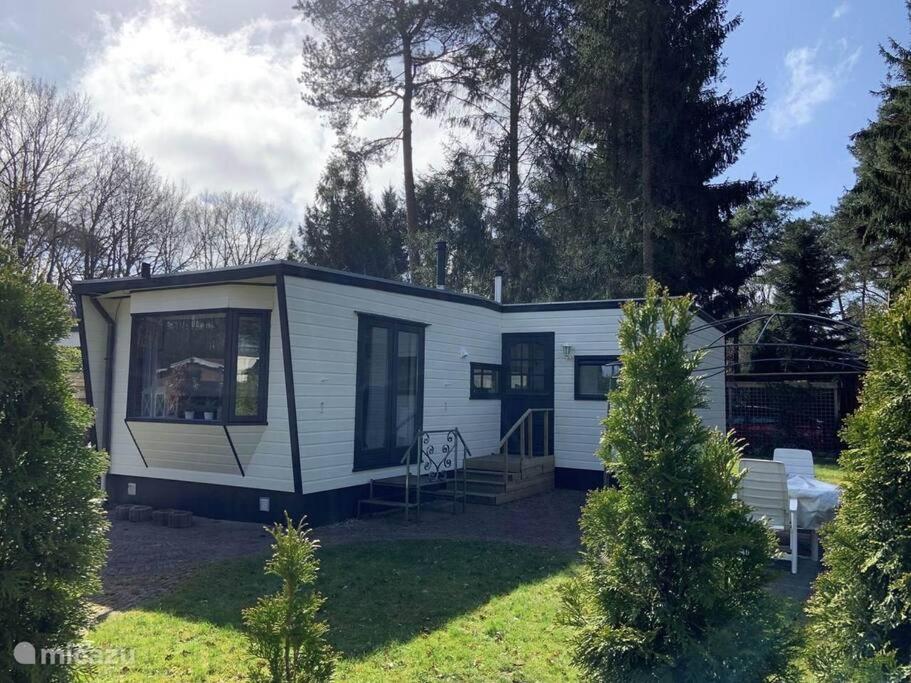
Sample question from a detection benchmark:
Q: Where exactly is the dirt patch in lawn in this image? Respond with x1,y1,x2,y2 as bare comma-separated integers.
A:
93,489,587,618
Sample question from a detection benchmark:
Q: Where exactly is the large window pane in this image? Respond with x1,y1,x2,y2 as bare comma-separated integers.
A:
363,326,389,449
233,315,265,418
132,313,226,420
395,330,419,446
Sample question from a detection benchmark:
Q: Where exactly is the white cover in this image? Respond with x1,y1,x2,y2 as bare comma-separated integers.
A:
786,475,841,529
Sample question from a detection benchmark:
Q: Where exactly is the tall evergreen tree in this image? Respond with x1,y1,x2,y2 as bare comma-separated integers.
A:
562,282,795,680
806,287,911,680
836,3,911,299
546,0,766,316
454,0,567,301
289,155,406,278
296,0,479,276
751,216,842,372
413,153,496,293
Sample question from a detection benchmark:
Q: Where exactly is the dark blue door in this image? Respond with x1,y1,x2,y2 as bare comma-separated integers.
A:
500,332,554,455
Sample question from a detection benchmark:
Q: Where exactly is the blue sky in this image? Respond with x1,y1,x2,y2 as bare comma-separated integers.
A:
0,0,906,219
725,0,908,215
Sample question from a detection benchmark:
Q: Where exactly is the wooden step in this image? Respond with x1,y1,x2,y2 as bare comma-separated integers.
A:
466,475,554,505
467,454,555,473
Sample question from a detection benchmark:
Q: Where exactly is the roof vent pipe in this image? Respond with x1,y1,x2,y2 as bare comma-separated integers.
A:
140,262,151,279
494,269,503,304
435,240,447,290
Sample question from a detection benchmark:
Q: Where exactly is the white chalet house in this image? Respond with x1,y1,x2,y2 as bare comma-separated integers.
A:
73,256,725,525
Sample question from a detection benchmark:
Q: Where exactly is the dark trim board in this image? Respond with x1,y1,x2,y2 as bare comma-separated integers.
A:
72,260,720,326
554,467,614,491
105,474,368,527
276,275,304,494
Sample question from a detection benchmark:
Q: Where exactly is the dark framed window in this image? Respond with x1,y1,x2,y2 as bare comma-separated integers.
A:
470,362,500,399
354,313,426,471
574,355,620,400
127,309,270,424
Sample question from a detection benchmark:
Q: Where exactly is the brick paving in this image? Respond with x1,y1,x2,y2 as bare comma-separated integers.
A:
93,489,817,618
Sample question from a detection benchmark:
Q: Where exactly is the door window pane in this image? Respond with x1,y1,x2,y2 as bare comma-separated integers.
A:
233,315,265,417
396,330,419,446
363,326,390,449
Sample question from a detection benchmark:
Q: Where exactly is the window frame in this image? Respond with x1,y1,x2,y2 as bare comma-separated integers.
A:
574,355,620,401
126,308,271,425
353,312,427,471
469,362,501,399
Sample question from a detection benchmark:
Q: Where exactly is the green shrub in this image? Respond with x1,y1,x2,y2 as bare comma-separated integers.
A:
805,288,911,681
243,514,335,682
562,281,796,682
0,261,109,679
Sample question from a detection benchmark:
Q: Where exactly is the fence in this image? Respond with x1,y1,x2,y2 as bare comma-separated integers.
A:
726,379,853,459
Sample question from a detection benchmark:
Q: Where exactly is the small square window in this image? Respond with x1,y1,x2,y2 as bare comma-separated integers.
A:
574,356,620,400
470,363,500,399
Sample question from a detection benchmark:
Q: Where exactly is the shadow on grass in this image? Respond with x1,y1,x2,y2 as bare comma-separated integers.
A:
144,539,577,658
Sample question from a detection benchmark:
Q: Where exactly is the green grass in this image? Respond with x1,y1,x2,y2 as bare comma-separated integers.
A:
815,461,845,486
89,540,581,682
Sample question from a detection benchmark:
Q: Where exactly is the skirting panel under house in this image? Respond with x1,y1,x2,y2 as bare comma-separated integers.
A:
105,474,369,527
554,467,612,491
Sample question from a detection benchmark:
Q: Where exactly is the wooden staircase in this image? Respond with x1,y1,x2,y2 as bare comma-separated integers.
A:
461,453,554,505
357,410,555,519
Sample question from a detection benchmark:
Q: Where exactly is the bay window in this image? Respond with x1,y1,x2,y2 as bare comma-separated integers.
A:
127,309,270,423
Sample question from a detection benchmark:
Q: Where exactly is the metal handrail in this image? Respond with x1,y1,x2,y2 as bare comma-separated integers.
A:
401,428,472,521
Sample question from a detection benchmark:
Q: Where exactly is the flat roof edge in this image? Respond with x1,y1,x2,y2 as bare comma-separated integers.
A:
70,261,721,328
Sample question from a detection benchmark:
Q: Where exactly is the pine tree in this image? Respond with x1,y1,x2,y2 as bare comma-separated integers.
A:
836,3,911,298
562,282,795,680
413,153,496,293
752,216,842,372
805,287,911,680
289,155,405,279
296,0,479,276
546,0,766,317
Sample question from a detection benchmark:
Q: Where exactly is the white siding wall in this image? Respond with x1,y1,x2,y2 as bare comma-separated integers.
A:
284,276,503,494
688,317,727,433
502,309,623,471
105,284,295,492
93,274,728,497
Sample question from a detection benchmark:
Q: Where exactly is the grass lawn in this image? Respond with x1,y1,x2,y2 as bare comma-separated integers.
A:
89,540,581,682
815,461,845,486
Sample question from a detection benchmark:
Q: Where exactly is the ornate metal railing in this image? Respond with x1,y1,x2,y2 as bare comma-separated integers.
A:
401,428,472,521
496,408,553,478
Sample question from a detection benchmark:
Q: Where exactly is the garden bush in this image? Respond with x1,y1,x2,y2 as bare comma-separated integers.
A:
805,288,911,681
0,259,109,679
562,281,797,682
243,514,335,682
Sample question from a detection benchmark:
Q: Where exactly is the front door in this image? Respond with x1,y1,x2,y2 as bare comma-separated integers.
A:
501,332,554,455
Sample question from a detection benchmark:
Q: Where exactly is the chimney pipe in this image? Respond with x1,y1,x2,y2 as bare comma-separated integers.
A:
494,268,503,303
435,240,447,290
140,262,151,279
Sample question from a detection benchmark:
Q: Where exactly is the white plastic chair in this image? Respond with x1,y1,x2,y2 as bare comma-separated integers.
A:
738,458,799,574
773,448,815,478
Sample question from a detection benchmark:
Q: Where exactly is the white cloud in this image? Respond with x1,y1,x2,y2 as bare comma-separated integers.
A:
77,0,449,224
832,2,849,20
769,43,860,136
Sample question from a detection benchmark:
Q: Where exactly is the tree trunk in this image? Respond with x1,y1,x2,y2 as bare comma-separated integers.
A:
401,33,419,280
640,9,655,283
507,0,521,289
